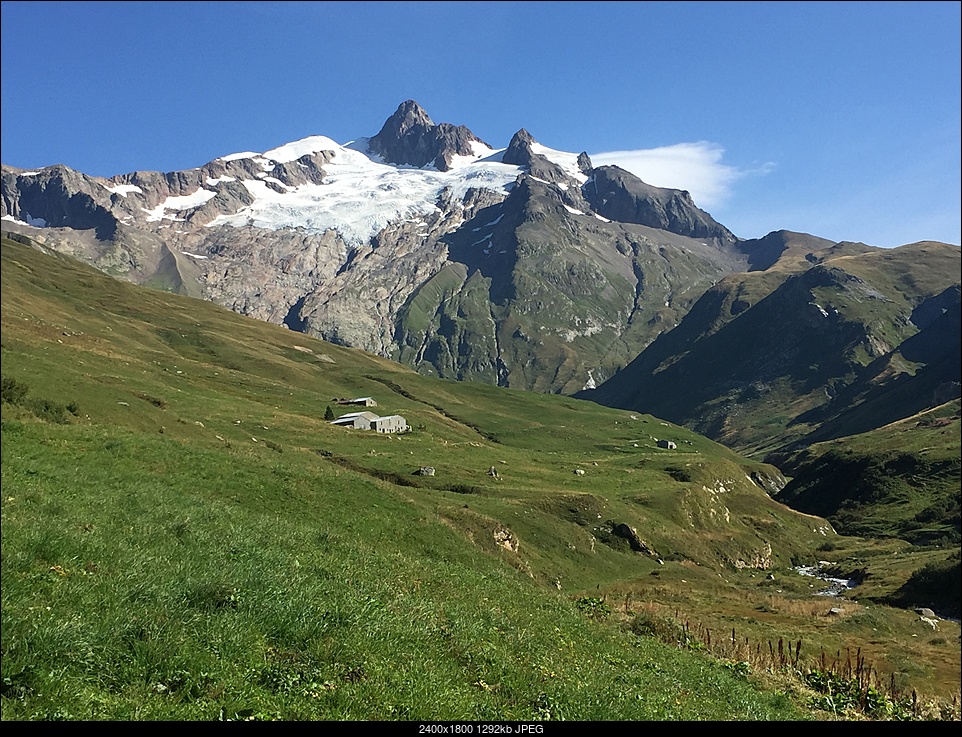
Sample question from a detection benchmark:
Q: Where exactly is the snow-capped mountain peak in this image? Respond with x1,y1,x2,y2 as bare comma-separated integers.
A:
204,130,523,246
1,99,740,396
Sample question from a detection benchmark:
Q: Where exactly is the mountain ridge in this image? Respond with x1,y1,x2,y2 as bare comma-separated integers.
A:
580,240,961,458
2,100,753,394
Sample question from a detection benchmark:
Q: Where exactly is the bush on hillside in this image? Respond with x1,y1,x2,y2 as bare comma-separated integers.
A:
1,375,78,424
1,375,29,405
884,551,962,619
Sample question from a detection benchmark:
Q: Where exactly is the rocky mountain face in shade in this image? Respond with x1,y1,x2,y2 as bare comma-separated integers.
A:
583,164,735,241
579,236,961,457
1,100,752,394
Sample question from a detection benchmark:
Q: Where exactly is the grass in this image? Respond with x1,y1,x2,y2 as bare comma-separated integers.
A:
0,420,807,721
774,402,961,616
1,235,959,720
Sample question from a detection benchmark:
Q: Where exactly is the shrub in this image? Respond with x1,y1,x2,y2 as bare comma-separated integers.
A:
1,375,29,405
1,375,77,423
725,660,751,678
575,596,612,620
26,398,69,424
805,669,906,718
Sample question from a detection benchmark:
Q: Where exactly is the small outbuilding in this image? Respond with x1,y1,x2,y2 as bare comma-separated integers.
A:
329,411,379,430
656,439,677,450
337,397,378,407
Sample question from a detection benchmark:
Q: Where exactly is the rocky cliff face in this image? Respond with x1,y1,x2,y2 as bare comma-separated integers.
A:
583,165,736,242
1,100,756,394
367,100,491,172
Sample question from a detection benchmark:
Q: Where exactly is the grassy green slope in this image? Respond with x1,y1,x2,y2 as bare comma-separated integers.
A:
0,236,809,720
3,419,809,721
773,402,961,618
2,236,959,719
584,241,961,458
775,400,960,540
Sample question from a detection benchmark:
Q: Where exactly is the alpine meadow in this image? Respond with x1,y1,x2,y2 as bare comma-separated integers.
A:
2,94,960,721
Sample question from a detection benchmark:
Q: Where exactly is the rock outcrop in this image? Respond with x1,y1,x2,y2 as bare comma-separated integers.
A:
368,99,490,171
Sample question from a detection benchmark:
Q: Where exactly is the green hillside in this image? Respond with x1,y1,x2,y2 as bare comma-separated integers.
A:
773,402,961,616
583,240,961,458
2,236,958,720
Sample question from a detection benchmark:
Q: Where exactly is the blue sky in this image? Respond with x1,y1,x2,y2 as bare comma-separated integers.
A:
2,1,959,248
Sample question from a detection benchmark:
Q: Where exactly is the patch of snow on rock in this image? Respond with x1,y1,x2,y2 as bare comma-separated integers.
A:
5,212,48,227
531,142,589,184
144,188,217,222
204,139,521,245
2,213,46,227
104,183,144,197
218,151,260,162
262,135,340,163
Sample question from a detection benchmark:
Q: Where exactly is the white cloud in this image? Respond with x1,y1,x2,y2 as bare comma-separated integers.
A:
589,142,773,210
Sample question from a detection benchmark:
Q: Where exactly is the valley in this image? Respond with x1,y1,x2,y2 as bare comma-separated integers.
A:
2,236,958,720
1,99,959,722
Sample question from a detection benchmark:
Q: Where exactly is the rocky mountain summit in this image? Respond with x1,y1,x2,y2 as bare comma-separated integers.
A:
1,100,750,393
367,99,490,171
